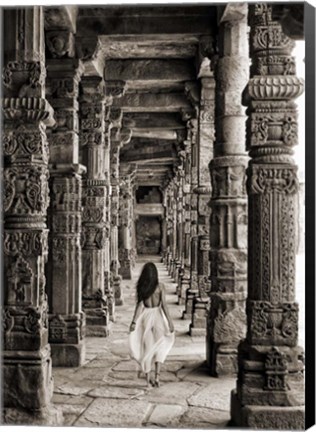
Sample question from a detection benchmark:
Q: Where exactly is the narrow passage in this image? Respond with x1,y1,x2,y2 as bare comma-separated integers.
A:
52,256,235,428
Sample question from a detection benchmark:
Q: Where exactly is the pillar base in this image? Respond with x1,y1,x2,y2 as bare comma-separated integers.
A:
114,275,124,306
85,323,111,337
119,266,132,280
3,345,54,410
2,404,64,426
230,389,305,430
51,340,86,367
182,288,198,320
83,307,111,337
206,341,238,376
189,327,206,336
189,297,208,336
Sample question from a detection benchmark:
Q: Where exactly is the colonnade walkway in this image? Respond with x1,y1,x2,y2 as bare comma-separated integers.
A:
51,257,235,428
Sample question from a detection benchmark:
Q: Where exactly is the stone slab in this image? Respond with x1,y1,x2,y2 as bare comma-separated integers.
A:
187,378,236,411
73,398,151,427
169,406,230,428
54,383,94,396
88,386,145,399
140,381,201,406
146,404,186,426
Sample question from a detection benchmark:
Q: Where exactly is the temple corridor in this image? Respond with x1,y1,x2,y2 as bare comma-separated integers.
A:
2,3,306,429
52,257,234,428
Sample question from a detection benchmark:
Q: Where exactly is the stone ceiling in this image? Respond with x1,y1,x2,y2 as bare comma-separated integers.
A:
73,5,217,187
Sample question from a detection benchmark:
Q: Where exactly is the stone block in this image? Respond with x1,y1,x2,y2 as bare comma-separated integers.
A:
146,404,186,426
189,325,206,337
231,389,305,429
73,398,151,427
50,341,86,367
85,324,110,337
3,347,53,410
2,404,64,426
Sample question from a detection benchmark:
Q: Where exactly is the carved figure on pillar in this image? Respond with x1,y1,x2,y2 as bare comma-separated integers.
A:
2,6,62,425
207,4,249,376
230,4,305,429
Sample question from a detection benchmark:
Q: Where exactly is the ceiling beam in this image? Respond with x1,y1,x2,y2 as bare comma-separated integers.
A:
114,92,192,112
104,59,196,83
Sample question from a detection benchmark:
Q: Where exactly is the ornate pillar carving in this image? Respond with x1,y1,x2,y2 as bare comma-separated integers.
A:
79,76,110,336
207,5,249,375
2,7,62,425
231,4,304,428
119,163,137,279
190,74,216,336
110,123,131,303
178,139,192,305
45,18,86,366
182,119,199,320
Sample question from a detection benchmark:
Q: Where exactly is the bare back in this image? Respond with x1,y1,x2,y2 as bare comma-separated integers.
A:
143,283,162,308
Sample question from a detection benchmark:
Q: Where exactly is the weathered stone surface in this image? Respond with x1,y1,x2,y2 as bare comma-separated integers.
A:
105,59,195,82
88,386,145,399
3,405,63,426
141,382,201,406
55,384,94,396
115,92,191,112
187,378,236,411
74,399,151,427
146,404,186,426
170,406,230,428
51,342,86,368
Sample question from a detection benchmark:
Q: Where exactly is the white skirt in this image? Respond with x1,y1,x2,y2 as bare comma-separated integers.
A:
129,305,175,373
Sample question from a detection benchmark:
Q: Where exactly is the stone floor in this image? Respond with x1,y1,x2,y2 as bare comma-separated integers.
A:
52,253,305,428
52,257,234,428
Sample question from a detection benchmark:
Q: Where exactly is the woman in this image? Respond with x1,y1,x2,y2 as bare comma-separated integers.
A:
129,262,175,387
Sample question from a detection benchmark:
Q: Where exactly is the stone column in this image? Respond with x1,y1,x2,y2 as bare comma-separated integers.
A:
110,123,132,303
119,163,137,279
178,139,192,305
182,119,199,320
190,75,215,336
2,7,61,425
45,19,86,366
174,165,185,285
79,76,110,336
231,4,305,429
206,4,249,376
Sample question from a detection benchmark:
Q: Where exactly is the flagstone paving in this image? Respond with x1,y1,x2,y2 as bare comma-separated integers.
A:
52,253,305,428
52,257,234,428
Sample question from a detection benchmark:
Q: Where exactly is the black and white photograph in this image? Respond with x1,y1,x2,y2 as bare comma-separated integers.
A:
0,1,314,430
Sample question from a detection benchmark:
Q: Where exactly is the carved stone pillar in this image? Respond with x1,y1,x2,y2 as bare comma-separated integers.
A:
174,165,185,285
2,7,62,425
190,74,216,336
182,119,199,320
178,140,192,305
119,164,137,280
207,5,249,376
231,4,305,428
79,76,110,336
45,19,86,366
110,123,131,303
164,185,174,273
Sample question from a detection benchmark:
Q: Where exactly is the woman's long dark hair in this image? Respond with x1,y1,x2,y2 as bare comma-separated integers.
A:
136,262,159,302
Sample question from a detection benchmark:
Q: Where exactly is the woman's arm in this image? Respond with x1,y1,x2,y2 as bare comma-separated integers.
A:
129,301,142,332
160,284,174,333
